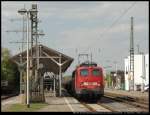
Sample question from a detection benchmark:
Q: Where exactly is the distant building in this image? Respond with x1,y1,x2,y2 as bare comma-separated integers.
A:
145,54,149,86
124,54,149,91
110,70,124,90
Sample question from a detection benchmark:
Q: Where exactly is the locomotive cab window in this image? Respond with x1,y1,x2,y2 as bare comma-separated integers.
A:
80,69,88,76
92,69,101,76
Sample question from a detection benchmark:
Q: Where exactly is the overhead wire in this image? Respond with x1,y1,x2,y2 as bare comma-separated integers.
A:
99,2,137,38
83,2,137,54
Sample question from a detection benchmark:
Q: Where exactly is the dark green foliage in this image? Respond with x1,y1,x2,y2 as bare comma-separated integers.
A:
1,48,20,94
106,73,112,88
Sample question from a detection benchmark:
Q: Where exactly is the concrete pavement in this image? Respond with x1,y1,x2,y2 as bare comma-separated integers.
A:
38,96,90,112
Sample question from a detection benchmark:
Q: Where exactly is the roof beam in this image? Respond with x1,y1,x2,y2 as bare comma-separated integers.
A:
43,51,61,66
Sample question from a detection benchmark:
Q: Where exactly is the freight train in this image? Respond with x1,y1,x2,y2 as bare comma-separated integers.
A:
65,61,104,100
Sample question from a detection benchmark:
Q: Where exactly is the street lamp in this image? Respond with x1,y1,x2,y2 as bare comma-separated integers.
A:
18,8,30,108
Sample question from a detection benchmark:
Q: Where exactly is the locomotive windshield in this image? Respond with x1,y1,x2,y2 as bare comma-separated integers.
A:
80,69,88,76
92,69,101,76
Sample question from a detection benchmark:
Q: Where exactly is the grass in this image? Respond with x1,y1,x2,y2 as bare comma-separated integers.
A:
4,103,48,112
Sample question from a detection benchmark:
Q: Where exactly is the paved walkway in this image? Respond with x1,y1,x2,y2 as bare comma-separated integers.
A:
1,95,21,111
38,96,90,112
104,88,149,101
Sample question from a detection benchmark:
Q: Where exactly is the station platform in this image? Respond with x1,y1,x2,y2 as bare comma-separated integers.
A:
2,92,90,112
1,95,21,111
104,88,149,102
38,89,90,112
38,96,90,112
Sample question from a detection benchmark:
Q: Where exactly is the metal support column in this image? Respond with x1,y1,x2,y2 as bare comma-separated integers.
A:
91,53,92,63
53,76,56,97
26,11,30,108
19,54,23,94
130,17,134,91
59,54,62,97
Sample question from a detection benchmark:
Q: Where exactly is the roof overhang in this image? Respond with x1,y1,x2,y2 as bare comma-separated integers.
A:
10,44,74,74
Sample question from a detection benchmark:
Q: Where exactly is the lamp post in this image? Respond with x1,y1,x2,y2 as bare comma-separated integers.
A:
18,8,30,108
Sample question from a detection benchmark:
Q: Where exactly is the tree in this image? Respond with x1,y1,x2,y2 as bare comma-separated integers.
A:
2,48,13,80
106,73,112,88
1,48,20,93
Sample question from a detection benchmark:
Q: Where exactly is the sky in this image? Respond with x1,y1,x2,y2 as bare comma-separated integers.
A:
1,1,149,75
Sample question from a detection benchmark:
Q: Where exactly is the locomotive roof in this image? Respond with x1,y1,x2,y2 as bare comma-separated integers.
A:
79,61,97,67
77,66,102,69
73,61,104,70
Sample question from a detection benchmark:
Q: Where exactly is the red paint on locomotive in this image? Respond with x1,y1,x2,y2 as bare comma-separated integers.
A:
69,63,104,99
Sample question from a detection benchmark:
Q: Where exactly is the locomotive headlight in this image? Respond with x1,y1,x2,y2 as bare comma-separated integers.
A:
92,82,100,86
80,82,83,86
81,82,100,86
80,82,88,86
94,82,100,86
97,82,100,86
83,82,88,86
92,82,97,85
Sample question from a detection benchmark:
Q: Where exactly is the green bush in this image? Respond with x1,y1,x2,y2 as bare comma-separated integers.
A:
1,48,20,94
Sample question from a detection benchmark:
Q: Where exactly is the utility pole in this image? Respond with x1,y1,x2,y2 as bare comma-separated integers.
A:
26,11,30,108
7,10,26,96
136,44,140,54
113,61,117,89
78,53,89,65
29,4,44,101
18,5,38,108
130,17,134,91
53,75,56,97
30,4,38,96
98,48,101,66
59,54,62,96
18,8,30,107
8,4,45,106
91,52,92,63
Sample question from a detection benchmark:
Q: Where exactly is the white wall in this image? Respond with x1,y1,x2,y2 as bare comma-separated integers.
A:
124,54,149,91
124,58,129,90
134,55,144,85
144,54,149,85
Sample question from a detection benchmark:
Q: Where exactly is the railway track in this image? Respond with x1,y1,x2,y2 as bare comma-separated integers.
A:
78,95,148,112
81,102,112,112
97,96,148,112
63,88,148,112
104,94,149,110
61,88,112,112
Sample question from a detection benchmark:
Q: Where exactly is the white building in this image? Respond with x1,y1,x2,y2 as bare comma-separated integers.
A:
144,54,149,85
124,54,149,91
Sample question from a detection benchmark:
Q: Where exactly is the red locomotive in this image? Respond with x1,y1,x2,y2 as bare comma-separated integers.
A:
66,61,104,100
